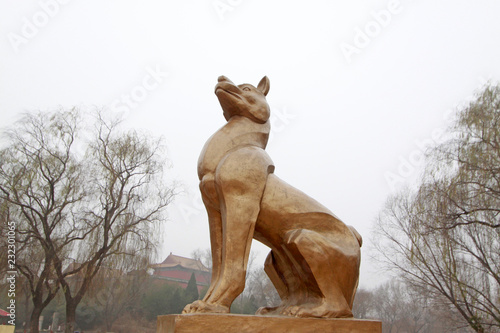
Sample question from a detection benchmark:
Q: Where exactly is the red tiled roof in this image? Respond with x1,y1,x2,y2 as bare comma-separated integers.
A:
151,253,210,272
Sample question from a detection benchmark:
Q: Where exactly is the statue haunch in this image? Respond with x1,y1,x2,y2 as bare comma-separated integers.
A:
182,76,363,318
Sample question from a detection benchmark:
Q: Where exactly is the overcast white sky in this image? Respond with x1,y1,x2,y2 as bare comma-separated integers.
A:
1,0,500,289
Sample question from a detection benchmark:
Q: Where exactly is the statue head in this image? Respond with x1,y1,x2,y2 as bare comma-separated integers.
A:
215,75,270,123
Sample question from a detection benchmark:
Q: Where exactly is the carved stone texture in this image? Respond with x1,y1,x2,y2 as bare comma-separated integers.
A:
158,314,381,333
182,76,363,319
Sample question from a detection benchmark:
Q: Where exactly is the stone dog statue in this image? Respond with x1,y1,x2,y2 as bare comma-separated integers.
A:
183,76,362,318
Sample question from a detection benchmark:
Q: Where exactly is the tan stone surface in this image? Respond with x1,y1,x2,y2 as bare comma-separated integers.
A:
0,326,15,333
157,314,382,333
183,76,364,318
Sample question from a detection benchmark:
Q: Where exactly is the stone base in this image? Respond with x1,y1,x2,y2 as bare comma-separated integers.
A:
0,326,15,333
157,314,382,333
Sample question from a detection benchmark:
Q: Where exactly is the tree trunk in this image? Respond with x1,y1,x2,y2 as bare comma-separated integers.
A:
106,319,113,332
24,289,32,332
28,305,42,333
64,301,78,333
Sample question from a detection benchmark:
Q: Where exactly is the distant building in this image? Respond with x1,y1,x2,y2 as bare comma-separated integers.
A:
151,253,211,293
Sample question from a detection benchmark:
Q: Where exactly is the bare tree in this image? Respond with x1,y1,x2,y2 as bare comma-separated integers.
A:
0,109,175,333
424,84,500,231
375,189,498,332
374,84,500,332
56,112,174,332
0,110,82,333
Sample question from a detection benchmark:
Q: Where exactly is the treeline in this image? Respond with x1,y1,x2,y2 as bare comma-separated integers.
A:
1,272,189,332
0,264,279,332
354,280,476,332
373,84,500,333
0,109,175,333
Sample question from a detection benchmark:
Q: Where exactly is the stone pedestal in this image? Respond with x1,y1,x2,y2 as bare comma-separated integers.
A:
157,314,382,333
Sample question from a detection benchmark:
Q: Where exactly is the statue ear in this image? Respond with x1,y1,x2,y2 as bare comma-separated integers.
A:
257,76,270,96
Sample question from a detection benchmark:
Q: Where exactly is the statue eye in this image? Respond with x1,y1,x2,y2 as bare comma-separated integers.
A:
242,87,251,91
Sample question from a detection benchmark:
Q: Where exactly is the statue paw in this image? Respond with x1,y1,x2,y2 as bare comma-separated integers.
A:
281,305,301,317
286,302,353,318
182,300,230,314
255,306,280,316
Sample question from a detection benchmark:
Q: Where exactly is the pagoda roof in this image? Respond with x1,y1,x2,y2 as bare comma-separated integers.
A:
151,252,210,272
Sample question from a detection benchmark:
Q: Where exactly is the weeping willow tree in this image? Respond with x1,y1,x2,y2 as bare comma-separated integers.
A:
0,109,175,333
374,84,500,333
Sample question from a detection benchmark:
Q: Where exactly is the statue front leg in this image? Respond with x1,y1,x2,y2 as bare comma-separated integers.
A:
202,190,260,308
181,186,260,313
203,148,271,308
186,147,272,312
201,189,223,301
183,181,224,314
